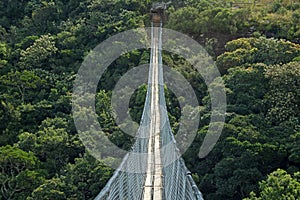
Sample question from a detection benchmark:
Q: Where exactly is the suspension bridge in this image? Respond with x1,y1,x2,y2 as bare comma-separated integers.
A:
95,3,204,200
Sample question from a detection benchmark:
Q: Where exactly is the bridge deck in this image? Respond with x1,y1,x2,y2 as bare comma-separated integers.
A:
142,26,163,200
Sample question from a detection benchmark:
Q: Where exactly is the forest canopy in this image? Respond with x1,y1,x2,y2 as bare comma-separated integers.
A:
0,0,299,199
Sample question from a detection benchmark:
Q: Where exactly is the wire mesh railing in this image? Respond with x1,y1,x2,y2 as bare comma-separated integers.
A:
95,22,203,200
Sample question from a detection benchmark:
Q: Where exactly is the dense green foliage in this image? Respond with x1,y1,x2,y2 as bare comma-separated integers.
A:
0,0,299,199
245,169,300,199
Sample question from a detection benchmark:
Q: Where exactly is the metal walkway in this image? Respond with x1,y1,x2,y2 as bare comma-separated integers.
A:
94,8,203,200
143,24,163,200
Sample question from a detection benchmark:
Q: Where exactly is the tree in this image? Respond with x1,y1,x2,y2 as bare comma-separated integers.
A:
217,37,300,73
0,101,21,146
288,132,300,165
19,34,58,70
264,61,300,126
254,3,300,41
244,169,300,200
224,63,267,115
197,115,287,200
0,0,26,28
28,178,67,200
0,70,45,103
167,6,201,35
0,145,43,200
0,42,9,69
59,153,113,199
17,117,83,176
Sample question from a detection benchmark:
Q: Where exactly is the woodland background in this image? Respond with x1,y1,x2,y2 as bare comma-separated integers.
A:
0,0,299,199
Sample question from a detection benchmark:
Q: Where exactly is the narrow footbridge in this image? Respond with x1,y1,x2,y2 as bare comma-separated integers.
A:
95,4,204,200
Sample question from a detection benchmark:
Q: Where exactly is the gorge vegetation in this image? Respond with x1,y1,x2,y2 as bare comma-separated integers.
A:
0,0,299,199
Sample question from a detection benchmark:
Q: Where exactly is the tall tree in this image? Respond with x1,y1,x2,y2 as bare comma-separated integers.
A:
0,145,43,200
244,169,300,200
